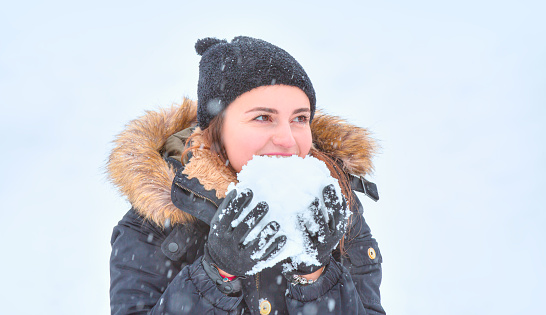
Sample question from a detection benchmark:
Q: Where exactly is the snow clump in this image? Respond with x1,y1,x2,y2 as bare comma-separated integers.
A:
227,155,344,275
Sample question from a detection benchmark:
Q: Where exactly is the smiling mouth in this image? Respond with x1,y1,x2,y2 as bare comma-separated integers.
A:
262,153,295,157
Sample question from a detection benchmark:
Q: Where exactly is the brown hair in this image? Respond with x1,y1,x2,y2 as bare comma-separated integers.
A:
182,113,354,255
181,113,236,171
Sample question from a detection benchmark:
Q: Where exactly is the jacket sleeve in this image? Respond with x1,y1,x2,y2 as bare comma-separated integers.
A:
284,195,386,315
285,256,367,314
109,209,243,315
340,197,386,315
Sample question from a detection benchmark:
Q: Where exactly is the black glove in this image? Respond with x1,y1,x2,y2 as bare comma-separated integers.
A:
286,184,349,276
204,189,287,276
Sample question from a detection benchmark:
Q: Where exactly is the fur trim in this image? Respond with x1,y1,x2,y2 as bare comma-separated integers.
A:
107,98,378,227
182,128,237,199
107,99,198,227
311,112,378,176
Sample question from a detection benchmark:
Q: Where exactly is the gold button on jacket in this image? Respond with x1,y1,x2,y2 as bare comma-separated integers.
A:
368,247,377,259
259,299,272,315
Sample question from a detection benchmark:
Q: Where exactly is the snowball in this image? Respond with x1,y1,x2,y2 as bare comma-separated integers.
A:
227,155,344,275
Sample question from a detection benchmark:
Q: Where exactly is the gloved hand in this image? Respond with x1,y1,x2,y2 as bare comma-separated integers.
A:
204,188,286,277
285,184,349,276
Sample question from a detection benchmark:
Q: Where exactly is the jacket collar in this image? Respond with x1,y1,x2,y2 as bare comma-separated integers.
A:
171,169,223,224
107,98,378,228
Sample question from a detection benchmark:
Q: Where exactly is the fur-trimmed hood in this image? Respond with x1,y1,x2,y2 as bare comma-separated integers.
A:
107,98,378,227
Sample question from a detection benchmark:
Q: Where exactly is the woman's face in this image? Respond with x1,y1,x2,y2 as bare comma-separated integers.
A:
221,85,313,173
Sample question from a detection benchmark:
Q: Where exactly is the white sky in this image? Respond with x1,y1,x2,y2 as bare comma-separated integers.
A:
1,1,544,314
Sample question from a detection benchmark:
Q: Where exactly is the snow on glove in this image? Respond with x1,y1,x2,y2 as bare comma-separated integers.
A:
286,184,349,276
204,188,287,277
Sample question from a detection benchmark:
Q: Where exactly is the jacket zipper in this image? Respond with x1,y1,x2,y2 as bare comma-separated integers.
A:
174,181,219,207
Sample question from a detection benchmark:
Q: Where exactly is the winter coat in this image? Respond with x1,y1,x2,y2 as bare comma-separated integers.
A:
107,99,386,315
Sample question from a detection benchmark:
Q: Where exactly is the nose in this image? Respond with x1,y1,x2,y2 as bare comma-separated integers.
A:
272,123,297,148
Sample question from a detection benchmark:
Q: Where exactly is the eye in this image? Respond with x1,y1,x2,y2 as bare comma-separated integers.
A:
293,115,309,124
254,114,271,122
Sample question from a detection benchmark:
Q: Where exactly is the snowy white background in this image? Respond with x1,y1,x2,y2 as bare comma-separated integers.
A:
1,1,544,314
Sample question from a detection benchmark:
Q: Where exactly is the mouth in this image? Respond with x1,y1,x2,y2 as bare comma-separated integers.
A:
262,153,296,158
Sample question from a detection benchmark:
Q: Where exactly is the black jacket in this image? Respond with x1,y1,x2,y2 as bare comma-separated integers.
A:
107,100,385,314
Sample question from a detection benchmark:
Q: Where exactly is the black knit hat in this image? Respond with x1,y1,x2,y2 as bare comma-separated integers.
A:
195,36,316,129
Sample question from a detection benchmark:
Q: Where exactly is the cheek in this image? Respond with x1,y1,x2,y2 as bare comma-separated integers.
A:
297,129,313,157
236,132,265,158
223,126,266,172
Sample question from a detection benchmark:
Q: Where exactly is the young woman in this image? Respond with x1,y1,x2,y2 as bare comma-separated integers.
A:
108,36,385,315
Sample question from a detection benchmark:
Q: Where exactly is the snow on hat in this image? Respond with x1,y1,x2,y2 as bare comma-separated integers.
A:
195,36,316,129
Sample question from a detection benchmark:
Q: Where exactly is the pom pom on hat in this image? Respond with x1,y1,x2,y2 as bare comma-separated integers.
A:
195,36,316,129
195,37,228,56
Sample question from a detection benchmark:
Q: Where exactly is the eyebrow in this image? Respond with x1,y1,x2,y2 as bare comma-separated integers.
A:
245,107,311,115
